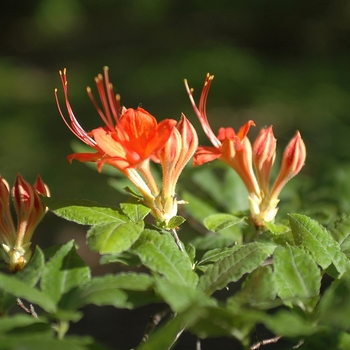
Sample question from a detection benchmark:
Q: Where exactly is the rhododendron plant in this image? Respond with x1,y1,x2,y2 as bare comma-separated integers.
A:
0,67,348,350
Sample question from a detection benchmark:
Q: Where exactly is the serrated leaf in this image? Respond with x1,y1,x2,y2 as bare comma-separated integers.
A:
198,242,276,295
41,241,91,304
274,245,321,307
329,214,350,257
87,221,144,254
0,272,56,313
204,213,244,232
197,247,241,267
45,198,127,225
132,229,198,288
289,213,350,276
155,278,216,313
120,203,150,223
60,273,155,310
227,266,276,309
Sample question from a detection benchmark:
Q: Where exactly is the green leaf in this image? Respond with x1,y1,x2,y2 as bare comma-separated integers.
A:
87,221,144,254
120,203,150,223
264,221,291,235
165,215,186,229
137,306,203,350
264,310,319,337
185,243,196,265
317,272,350,330
0,247,46,314
204,213,245,232
155,278,216,313
41,241,91,305
17,247,45,286
60,273,155,310
274,245,321,307
45,198,127,225
227,266,276,309
0,333,108,350
329,214,350,257
289,213,350,276
198,242,276,295
99,251,141,267
0,272,56,313
197,246,242,267
132,229,198,288
189,305,258,341
0,314,45,334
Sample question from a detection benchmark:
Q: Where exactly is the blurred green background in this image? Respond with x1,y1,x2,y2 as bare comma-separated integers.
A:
2,0,350,348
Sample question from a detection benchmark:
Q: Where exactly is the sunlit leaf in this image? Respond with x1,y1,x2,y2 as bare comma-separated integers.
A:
227,265,276,309
120,202,150,223
87,221,144,255
45,198,127,225
274,245,321,307
197,246,241,267
329,214,350,257
204,213,245,232
198,242,276,295
41,241,91,305
289,213,350,276
132,229,198,288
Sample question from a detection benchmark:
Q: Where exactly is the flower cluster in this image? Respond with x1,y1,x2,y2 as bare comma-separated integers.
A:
55,68,198,227
0,174,49,271
185,73,306,226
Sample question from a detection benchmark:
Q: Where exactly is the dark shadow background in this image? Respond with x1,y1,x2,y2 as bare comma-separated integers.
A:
2,0,350,349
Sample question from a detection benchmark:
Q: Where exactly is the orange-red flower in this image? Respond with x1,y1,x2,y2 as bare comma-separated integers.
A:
0,174,49,272
56,68,197,227
185,73,306,226
55,68,176,172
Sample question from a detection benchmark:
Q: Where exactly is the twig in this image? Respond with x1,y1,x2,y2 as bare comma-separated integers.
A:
170,228,184,252
196,338,201,350
16,298,38,318
250,335,282,349
168,326,185,350
141,307,170,343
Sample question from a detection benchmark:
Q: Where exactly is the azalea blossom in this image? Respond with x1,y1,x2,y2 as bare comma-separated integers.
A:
55,68,197,227
0,174,49,272
185,73,306,226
